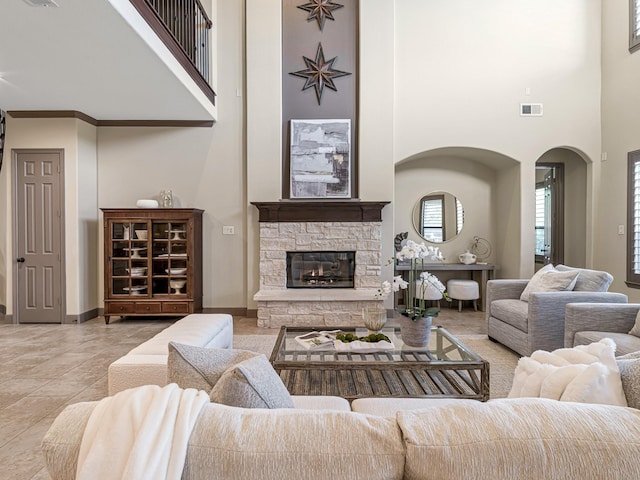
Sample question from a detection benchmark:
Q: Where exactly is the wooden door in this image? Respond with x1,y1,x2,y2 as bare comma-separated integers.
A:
14,150,64,323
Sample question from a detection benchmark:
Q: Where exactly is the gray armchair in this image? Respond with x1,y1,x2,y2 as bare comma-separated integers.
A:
565,303,640,356
486,268,628,356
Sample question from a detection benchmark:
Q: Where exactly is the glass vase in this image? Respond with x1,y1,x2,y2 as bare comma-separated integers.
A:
362,306,387,333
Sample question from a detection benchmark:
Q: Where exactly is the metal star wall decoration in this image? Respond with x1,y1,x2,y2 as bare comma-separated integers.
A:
297,0,343,31
290,43,351,105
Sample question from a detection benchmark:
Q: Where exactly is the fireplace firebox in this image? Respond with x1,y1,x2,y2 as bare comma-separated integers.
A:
286,251,355,288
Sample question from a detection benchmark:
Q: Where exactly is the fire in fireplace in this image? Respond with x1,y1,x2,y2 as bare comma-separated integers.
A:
286,251,355,288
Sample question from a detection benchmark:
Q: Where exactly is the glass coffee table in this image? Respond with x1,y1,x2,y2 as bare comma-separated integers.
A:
270,325,489,401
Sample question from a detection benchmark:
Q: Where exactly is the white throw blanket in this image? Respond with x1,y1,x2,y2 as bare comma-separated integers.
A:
76,384,209,480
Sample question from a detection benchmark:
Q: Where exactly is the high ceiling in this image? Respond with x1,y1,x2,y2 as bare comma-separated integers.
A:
0,0,215,122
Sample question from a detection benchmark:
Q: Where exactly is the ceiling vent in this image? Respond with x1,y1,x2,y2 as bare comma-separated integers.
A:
520,103,543,116
22,0,59,6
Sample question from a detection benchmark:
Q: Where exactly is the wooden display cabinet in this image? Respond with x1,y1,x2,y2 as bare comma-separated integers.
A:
102,208,203,324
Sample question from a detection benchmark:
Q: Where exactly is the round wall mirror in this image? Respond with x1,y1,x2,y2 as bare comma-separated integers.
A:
412,191,464,243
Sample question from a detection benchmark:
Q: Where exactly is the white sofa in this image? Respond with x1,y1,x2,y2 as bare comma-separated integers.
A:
107,314,233,395
43,396,640,480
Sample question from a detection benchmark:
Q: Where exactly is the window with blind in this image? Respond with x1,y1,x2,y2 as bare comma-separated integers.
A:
631,0,640,51
456,198,464,235
627,151,640,287
421,196,445,242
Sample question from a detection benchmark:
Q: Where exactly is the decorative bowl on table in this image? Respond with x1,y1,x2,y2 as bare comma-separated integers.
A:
136,199,159,208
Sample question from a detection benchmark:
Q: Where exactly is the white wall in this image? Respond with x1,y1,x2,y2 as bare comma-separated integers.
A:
0,117,96,320
97,0,245,310
393,0,601,162
392,0,602,277
601,1,640,299
74,121,98,318
394,155,496,264
245,0,283,312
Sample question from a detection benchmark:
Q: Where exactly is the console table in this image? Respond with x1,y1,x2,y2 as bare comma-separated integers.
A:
394,263,496,311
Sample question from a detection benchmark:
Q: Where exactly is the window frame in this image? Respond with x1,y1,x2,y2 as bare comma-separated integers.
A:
534,183,546,262
420,194,445,243
627,150,640,288
630,0,640,52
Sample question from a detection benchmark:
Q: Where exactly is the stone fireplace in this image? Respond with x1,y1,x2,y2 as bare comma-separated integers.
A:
252,201,389,328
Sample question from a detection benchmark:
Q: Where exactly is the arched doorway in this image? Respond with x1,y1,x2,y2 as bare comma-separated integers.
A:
535,148,588,270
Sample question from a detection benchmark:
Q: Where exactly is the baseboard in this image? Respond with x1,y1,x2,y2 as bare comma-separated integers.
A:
96,306,249,319
245,309,258,318
65,308,100,324
201,307,249,317
1,304,12,323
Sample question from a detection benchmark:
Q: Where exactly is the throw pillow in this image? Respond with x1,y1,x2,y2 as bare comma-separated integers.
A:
519,264,579,302
167,342,258,391
209,354,295,409
555,264,613,292
508,338,627,406
616,351,640,409
628,310,640,337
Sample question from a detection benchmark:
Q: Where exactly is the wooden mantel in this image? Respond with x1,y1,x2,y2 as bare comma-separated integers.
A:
251,200,390,223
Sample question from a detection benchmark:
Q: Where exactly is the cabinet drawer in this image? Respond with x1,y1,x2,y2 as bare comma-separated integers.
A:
162,302,191,314
135,302,162,314
107,302,135,314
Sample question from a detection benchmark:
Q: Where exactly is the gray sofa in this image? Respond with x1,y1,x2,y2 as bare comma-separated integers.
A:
486,265,627,356
565,303,640,355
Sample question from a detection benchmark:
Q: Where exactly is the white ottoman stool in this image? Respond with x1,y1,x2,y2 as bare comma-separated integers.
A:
414,279,443,307
447,279,479,312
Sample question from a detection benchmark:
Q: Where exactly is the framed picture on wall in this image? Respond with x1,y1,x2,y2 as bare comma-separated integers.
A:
289,119,351,199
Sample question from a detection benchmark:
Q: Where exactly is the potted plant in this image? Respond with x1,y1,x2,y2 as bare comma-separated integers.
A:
378,240,450,347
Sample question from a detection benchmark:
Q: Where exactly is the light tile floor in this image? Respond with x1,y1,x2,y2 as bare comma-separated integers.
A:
0,308,489,479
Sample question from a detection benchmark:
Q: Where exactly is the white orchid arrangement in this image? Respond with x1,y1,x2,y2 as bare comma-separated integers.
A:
376,240,450,320
395,239,445,262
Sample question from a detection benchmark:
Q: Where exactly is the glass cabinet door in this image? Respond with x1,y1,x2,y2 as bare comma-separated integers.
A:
151,221,189,296
109,221,150,296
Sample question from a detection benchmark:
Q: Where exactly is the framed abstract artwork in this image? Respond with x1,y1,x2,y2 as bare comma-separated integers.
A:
289,119,351,199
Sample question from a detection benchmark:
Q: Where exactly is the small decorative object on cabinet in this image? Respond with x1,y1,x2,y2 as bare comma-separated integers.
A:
102,208,203,324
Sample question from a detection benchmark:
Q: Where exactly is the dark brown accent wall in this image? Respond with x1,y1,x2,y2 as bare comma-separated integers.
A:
281,0,359,198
